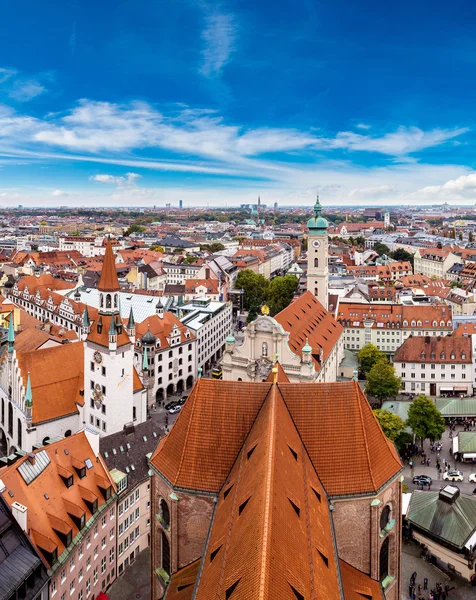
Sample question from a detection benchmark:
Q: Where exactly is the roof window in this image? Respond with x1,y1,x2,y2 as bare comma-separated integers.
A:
210,545,222,562
226,579,240,599
289,498,300,517
247,444,257,460
238,497,250,516
288,445,298,461
311,487,321,503
290,585,305,600
223,484,233,499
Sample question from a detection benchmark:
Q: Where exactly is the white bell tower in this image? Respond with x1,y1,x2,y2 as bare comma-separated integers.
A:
307,196,329,309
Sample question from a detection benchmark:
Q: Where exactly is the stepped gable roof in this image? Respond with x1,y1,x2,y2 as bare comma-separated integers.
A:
164,559,200,600
274,291,343,371
86,314,130,348
16,343,84,424
194,384,342,600
279,382,402,496
151,380,402,500
97,239,120,292
0,432,114,567
150,379,272,493
265,361,289,383
393,335,471,364
339,559,384,600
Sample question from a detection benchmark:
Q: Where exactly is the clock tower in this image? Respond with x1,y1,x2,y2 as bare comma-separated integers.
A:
307,195,329,309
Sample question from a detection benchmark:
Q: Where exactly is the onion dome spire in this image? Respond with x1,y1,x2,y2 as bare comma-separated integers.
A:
25,372,32,407
7,316,14,353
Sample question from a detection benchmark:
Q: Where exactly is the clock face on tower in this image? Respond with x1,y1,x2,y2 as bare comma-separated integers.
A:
312,239,321,249
94,351,102,364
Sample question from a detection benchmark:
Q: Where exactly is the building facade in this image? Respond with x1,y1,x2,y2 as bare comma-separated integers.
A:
306,196,329,309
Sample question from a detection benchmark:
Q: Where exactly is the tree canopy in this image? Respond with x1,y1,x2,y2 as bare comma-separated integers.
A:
358,343,385,376
373,242,391,256
266,275,299,316
235,269,269,312
365,361,401,401
407,395,446,447
125,223,146,236
391,248,414,267
373,409,406,442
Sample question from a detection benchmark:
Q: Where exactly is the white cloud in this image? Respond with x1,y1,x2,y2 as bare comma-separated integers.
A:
200,12,237,77
89,172,142,186
356,123,371,130
9,80,46,102
51,189,68,197
316,126,469,156
412,173,476,201
348,185,399,199
0,67,48,102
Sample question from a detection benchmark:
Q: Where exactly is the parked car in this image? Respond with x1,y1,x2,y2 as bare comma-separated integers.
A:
169,405,182,414
443,470,464,482
469,473,476,483
412,475,432,486
165,401,179,411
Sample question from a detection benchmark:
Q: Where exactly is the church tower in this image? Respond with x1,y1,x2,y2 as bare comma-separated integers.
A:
307,195,329,309
83,240,142,436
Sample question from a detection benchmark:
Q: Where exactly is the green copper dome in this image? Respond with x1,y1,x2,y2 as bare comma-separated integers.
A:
307,196,328,232
226,333,236,344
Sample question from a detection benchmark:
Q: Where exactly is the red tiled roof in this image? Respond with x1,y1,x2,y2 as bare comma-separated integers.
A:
393,335,471,364
274,291,343,371
97,239,120,291
339,559,384,600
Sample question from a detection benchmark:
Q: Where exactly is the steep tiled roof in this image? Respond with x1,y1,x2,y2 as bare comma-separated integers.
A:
279,382,402,496
97,239,120,291
16,343,84,424
151,380,402,499
274,291,343,371
135,313,195,349
339,559,384,600
265,362,289,383
164,559,200,600
87,314,130,349
194,384,342,600
393,335,470,364
133,367,144,392
0,432,114,566
150,380,271,492
16,273,76,293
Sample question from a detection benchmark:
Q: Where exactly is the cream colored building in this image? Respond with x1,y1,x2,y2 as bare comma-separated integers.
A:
414,248,463,279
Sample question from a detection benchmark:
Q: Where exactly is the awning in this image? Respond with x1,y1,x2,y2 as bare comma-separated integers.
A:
440,387,454,391
402,493,412,516
462,453,476,459
453,437,459,454
454,387,468,392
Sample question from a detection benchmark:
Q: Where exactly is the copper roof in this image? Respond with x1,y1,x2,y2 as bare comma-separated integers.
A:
97,239,120,292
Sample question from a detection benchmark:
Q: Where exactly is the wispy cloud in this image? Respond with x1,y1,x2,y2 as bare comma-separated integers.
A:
356,123,371,130
89,172,142,186
200,12,237,77
0,67,49,102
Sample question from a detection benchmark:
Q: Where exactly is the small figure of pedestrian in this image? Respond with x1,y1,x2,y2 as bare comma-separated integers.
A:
424,577,428,590
412,571,417,582
427,458,431,467
409,584,414,596
418,583,422,593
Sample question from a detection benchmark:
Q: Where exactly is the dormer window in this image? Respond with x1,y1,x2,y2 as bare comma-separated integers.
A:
441,352,445,359
462,353,466,359
450,353,455,360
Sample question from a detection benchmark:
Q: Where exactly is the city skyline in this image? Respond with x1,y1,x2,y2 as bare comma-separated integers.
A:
1,0,476,206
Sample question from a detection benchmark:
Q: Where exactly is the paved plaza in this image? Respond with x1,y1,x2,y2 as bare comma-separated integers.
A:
108,548,151,600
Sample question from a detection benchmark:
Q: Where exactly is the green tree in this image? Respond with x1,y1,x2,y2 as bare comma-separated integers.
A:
358,343,385,376
469,231,474,243
391,248,414,267
150,245,164,252
365,361,401,402
235,269,269,311
125,224,146,236
373,242,391,256
267,275,299,316
183,255,199,264
407,395,446,449
373,409,406,442
459,231,463,241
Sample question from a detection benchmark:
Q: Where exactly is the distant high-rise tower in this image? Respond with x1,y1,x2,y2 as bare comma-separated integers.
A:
307,196,329,309
274,202,278,210
384,211,390,228
257,196,261,213
179,199,183,209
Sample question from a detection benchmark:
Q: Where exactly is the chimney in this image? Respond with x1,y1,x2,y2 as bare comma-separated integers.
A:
11,501,28,531
28,453,35,466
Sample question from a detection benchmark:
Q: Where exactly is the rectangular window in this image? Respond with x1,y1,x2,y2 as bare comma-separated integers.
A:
135,507,139,520
119,543,123,556
110,527,114,540
110,507,115,520
135,489,140,501
101,537,106,549
102,515,106,528
93,567,98,585
135,526,140,539
101,557,106,575
109,547,115,564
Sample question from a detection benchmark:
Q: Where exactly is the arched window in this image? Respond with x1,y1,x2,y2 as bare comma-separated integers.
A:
17,419,21,448
114,294,118,307
1,399,4,425
106,294,112,309
161,531,170,575
379,537,390,581
160,499,170,528
314,258,319,268
380,505,391,530
100,295,104,308
64,430,72,437
8,403,13,437
262,342,268,357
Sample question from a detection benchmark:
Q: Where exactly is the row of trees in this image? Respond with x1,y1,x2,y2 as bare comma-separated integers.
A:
372,242,415,267
358,343,446,449
235,269,298,319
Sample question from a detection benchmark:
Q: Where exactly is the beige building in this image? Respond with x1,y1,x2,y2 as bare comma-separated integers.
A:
222,291,344,383
414,248,463,279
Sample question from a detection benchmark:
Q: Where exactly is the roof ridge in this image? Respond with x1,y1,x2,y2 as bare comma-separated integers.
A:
301,441,316,600
258,383,278,600
354,382,377,491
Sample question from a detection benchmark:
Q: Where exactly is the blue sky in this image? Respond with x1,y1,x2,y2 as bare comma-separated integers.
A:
1,0,476,206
